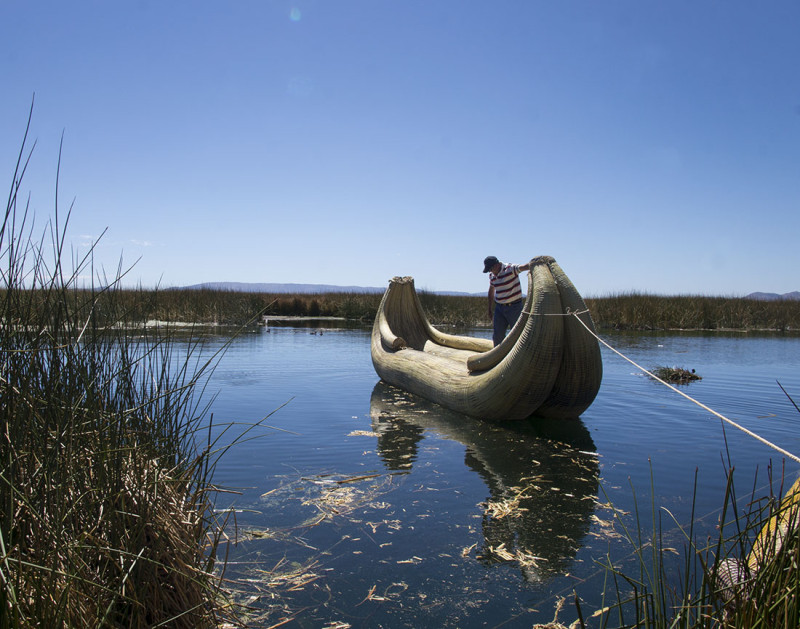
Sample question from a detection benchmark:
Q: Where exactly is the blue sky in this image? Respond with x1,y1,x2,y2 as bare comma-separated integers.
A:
3,1,799,296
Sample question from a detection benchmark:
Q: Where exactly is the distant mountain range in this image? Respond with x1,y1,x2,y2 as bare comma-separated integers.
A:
745,291,800,301
178,281,478,296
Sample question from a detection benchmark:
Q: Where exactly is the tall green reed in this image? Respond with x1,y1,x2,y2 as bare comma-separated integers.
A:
1,108,233,627
576,428,800,628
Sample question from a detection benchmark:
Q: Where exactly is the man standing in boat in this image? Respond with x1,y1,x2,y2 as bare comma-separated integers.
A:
483,255,531,347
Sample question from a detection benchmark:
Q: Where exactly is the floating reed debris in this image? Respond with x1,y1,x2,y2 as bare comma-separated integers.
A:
224,471,406,625
651,365,702,384
482,484,536,519
261,472,401,528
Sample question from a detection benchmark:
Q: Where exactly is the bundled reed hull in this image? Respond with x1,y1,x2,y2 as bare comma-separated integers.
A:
370,256,602,421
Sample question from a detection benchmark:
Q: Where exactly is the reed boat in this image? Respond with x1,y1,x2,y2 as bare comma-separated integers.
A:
370,256,602,421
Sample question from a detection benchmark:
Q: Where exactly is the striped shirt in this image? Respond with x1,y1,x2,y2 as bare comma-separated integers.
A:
490,263,524,304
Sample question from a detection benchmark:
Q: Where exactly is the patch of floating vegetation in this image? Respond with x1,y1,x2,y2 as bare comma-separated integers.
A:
651,365,702,384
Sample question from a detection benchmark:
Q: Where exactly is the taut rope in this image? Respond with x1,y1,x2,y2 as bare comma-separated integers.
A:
566,311,800,465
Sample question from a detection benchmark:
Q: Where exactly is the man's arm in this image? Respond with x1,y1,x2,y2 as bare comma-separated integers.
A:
487,285,495,319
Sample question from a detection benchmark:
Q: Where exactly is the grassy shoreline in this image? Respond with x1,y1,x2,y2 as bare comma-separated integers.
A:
22,287,798,333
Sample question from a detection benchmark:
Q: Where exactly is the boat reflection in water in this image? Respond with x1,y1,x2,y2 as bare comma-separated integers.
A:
369,381,600,583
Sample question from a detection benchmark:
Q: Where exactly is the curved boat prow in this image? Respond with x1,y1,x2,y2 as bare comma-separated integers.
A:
535,260,603,418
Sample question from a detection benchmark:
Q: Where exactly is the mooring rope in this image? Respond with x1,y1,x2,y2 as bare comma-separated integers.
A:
521,307,591,317
568,310,800,466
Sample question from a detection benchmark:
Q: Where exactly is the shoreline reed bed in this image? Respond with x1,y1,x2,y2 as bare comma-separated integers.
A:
0,288,491,329
1,121,234,627
585,292,800,333
6,287,798,333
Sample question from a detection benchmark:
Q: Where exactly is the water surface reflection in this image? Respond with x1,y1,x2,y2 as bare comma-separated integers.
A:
369,381,600,583
209,327,800,626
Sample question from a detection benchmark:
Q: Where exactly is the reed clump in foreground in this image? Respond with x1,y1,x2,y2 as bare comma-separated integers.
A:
538,474,800,629
1,125,233,626
596,467,799,628
538,411,800,628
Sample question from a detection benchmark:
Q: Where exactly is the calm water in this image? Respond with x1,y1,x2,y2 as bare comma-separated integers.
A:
194,323,800,627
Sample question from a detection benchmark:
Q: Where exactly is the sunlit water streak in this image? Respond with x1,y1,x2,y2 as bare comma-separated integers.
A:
189,324,800,627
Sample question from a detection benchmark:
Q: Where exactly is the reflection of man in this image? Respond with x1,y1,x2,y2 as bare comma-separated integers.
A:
370,381,598,584
483,256,531,347
370,385,425,471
